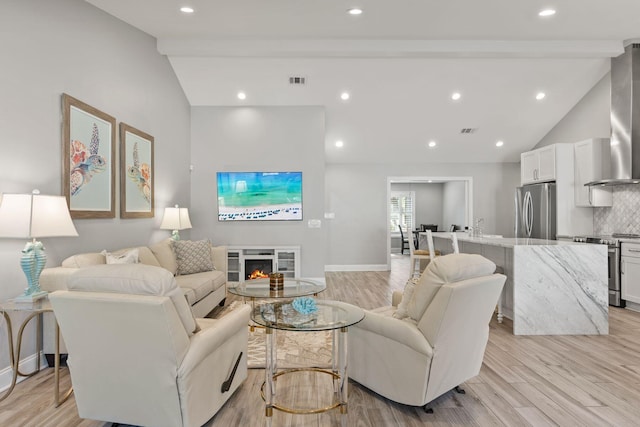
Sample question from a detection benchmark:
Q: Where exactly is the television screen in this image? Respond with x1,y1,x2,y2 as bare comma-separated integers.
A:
217,172,302,221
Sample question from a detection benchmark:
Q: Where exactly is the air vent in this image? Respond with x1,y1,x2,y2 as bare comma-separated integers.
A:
460,128,477,134
289,76,306,85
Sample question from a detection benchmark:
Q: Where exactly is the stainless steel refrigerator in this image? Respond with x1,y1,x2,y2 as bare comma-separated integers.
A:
515,182,556,240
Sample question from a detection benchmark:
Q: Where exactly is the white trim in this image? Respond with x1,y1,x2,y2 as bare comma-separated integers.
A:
0,351,47,393
325,264,388,272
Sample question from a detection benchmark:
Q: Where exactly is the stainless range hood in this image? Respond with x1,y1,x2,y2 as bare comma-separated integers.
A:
587,43,640,186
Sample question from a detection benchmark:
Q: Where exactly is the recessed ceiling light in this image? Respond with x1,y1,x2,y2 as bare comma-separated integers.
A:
237,91,246,100
536,92,546,100
180,6,194,13
428,180,433,183
428,141,437,148
335,140,344,148
538,9,556,17
347,8,363,15
496,140,504,147
451,92,461,101
340,92,350,101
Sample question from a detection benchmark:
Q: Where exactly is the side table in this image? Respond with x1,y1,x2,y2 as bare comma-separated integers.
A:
251,300,365,426
0,298,73,407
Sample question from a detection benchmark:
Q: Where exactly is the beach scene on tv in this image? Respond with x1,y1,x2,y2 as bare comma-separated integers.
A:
217,172,302,221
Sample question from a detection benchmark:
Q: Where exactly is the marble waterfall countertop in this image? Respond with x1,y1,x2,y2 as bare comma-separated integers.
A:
425,232,608,336
428,232,584,248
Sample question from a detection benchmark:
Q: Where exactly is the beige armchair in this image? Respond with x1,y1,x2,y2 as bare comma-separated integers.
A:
49,264,250,427
349,253,505,410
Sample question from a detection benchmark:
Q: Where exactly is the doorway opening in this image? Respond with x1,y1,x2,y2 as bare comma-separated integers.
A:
386,176,473,269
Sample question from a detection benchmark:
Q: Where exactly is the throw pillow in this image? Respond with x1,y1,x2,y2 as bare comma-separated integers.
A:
173,239,215,275
149,239,178,275
393,277,419,319
61,252,106,268
101,249,139,265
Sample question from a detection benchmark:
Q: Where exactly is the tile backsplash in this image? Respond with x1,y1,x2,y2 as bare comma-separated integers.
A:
594,184,640,235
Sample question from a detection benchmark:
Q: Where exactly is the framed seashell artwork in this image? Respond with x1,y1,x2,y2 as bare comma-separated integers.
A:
119,123,154,218
63,93,116,219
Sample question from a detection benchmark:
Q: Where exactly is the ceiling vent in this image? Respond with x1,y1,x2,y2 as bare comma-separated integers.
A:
289,76,306,85
460,128,477,134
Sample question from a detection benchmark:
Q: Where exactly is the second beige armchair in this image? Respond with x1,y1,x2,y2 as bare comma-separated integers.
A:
349,253,505,411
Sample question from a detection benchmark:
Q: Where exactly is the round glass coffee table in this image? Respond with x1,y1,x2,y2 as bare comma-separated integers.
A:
228,278,326,332
251,299,365,425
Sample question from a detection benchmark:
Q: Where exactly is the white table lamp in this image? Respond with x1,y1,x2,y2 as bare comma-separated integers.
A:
160,204,192,241
0,190,78,301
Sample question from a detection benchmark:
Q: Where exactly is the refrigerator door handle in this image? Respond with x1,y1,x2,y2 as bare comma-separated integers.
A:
524,191,533,237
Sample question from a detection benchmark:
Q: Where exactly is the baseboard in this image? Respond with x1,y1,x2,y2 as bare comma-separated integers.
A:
625,301,640,312
324,264,388,272
0,351,48,393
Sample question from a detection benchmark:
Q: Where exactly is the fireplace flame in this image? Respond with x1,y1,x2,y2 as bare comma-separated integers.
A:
248,269,269,280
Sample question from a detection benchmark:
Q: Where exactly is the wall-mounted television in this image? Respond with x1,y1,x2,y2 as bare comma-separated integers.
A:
217,172,302,221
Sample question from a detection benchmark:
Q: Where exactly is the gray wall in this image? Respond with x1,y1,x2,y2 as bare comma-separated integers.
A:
189,106,326,277
326,162,520,267
0,0,190,369
442,181,467,231
535,73,611,149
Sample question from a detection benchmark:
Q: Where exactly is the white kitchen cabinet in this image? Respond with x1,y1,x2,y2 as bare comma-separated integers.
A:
622,242,640,304
521,145,556,185
574,138,612,207
520,143,594,237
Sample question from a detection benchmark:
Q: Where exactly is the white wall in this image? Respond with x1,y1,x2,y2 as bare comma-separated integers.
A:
442,181,467,231
325,162,520,267
0,0,190,370
534,73,611,149
189,106,326,277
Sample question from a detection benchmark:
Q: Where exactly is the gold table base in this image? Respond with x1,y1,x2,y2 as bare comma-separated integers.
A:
260,367,343,415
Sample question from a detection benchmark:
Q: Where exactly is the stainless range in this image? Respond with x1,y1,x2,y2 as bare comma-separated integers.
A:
573,234,629,307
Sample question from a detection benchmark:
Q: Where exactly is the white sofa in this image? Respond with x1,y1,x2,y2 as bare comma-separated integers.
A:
348,253,506,409
50,264,250,427
40,238,228,355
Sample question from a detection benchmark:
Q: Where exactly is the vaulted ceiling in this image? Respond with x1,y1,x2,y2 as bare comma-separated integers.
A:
86,0,640,163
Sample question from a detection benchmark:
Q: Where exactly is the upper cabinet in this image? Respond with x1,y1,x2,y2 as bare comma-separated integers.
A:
521,145,556,185
574,138,612,207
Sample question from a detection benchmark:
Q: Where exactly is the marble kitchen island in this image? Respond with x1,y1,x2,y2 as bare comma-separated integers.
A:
423,232,608,335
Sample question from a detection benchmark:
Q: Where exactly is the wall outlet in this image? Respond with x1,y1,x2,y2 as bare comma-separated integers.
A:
324,212,335,219
308,219,322,228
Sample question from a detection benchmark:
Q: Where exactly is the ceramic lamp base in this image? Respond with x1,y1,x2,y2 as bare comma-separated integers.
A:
14,290,47,303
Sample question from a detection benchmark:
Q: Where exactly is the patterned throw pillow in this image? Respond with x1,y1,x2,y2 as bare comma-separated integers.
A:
173,239,214,275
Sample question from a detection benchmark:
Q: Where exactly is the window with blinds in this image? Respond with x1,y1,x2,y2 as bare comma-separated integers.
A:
390,191,415,233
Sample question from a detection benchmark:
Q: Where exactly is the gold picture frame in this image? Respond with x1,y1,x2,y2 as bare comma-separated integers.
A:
62,94,116,219
119,123,154,218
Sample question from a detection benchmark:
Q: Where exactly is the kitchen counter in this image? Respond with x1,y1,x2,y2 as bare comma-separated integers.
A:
422,232,608,336
428,232,582,248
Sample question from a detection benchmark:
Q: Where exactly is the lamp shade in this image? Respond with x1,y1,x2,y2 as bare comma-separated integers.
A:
0,192,78,239
160,205,192,231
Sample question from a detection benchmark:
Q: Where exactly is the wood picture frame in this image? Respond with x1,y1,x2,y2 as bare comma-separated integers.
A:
62,94,116,219
119,123,154,218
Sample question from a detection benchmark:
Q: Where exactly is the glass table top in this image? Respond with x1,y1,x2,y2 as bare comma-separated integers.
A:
0,297,52,312
251,300,365,332
228,278,326,299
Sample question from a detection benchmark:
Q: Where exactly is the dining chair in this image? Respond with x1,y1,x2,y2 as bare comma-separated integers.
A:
409,230,440,278
398,225,410,255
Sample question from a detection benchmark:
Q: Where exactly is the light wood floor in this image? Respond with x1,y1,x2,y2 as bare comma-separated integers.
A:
2,254,640,426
